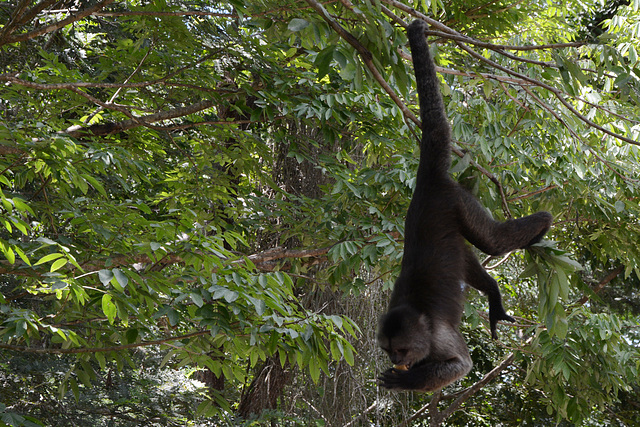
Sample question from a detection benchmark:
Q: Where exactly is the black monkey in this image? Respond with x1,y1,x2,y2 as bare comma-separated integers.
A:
377,20,553,392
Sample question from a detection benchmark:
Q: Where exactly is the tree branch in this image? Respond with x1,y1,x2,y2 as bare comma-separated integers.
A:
442,351,516,419
303,0,420,127
0,75,142,116
423,28,585,54
13,0,60,28
576,265,625,306
40,10,239,18
521,86,638,183
0,0,34,42
400,350,516,425
0,329,211,354
382,0,639,147
2,0,117,46
305,0,515,215
454,41,640,147
0,245,333,277
64,100,217,137
507,185,559,202
382,0,583,51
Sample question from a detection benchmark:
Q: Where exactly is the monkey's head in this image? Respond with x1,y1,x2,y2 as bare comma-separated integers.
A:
377,305,431,369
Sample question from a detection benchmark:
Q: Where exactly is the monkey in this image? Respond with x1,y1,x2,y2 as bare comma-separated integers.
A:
377,19,553,392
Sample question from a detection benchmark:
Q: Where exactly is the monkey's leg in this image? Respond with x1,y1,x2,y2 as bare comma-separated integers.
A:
463,248,515,339
379,325,472,392
457,187,552,256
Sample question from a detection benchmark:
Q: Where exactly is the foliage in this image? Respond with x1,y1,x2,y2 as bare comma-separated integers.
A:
1,0,640,425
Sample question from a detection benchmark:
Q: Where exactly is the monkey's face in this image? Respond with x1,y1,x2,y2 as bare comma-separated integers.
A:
377,305,431,369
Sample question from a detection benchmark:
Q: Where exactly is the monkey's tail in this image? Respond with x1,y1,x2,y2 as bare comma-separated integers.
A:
407,20,451,177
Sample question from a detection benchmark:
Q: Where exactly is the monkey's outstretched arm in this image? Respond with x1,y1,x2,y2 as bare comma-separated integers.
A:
457,188,553,256
463,247,515,338
407,19,452,181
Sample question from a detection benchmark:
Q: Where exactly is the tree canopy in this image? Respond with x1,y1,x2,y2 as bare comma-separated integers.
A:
1,0,640,425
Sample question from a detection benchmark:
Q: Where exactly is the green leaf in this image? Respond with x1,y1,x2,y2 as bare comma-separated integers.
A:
102,294,116,324
94,352,106,370
125,328,139,343
16,319,27,337
34,252,64,266
553,303,568,339
483,79,494,98
166,308,179,326
342,341,355,366
1,243,15,264
112,268,128,288
330,315,343,330
98,269,113,286
315,46,336,79
50,257,67,272
224,289,239,303
69,377,80,402
36,237,57,246
14,246,31,266
52,280,67,290
309,359,320,383
288,18,309,32
247,296,266,315
190,292,204,307
82,174,107,197
12,197,35,216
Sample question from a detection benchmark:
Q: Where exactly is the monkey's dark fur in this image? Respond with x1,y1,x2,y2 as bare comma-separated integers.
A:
377,20,553,392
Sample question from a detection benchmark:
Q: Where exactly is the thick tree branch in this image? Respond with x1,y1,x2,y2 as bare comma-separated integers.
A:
12,0,59,29
1,0,117,46
64,100,218,137
0,0,33,42
0,245,333,277
39,10,238,18
0,329,211,354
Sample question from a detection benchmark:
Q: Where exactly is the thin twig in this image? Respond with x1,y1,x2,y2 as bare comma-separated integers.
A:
576,265,625,306
482,252,513,270
507,185,558,202
85,43,154,123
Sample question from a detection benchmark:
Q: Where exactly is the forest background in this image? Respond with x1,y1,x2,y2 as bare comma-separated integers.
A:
1,0,640,425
